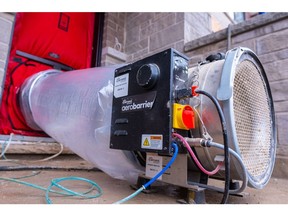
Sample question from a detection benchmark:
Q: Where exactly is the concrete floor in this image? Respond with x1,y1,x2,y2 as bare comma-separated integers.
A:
1,154,288,205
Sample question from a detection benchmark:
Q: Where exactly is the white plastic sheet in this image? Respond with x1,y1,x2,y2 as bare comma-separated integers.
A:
20,66,144,183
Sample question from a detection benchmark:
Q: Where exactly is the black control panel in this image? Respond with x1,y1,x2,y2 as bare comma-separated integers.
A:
110,48,189,154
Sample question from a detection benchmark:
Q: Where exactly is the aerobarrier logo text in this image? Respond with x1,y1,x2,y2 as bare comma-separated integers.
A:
121,91,157,113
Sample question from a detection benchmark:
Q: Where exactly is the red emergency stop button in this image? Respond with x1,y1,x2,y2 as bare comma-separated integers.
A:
173,103,195,130
182,106,195,129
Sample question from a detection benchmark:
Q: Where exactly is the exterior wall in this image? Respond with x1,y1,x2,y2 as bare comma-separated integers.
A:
0,12,233,80
184,13,212,43
0,13,14,84
184,12,288,178
125,13,185,61
101,12,231,65
101,13,126,66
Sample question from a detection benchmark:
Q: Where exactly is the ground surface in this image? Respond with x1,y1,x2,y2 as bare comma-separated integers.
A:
0,154,288,205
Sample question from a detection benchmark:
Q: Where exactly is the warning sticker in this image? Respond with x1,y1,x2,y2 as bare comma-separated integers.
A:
114,73,129,98
145,154,163,180
143,138,150,146
141,134,163,150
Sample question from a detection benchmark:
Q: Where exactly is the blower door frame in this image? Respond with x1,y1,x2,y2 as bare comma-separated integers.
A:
0,12,101,137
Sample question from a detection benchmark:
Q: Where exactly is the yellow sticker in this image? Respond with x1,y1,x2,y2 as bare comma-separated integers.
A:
141,134,163,150
143,138,150,146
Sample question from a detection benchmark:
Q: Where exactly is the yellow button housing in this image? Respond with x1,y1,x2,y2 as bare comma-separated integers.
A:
173,103,195,130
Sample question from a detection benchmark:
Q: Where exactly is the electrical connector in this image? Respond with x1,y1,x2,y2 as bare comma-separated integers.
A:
200,139,212,147
175,86,199,101
175,88,192,100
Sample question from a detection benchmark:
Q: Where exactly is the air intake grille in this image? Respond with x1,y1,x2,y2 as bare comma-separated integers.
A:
233,60,273,182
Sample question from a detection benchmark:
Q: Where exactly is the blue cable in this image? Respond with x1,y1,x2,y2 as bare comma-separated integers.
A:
113,186,145,204
143,142,178,189
1,143,178,204
0,175,103,204
45,176,103,204
114,142,179,204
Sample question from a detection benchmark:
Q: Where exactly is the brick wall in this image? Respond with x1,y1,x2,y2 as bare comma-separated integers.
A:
184,12,288,177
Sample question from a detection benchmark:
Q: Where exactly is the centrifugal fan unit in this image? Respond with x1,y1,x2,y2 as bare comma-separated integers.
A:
18,47,276,203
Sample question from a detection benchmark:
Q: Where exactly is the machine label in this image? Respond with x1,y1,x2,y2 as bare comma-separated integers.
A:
121,91,156,113
141,134,163,150
145,153,163,180
114,73,129,98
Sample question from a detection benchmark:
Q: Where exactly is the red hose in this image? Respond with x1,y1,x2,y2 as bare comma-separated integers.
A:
172,132,222,176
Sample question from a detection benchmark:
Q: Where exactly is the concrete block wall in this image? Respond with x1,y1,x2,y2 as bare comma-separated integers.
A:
124,12,219,62
0,13,14,83
101,12,231,65
184,13,212,43
125,13,185,61
184,12,288,177
101,13,126,66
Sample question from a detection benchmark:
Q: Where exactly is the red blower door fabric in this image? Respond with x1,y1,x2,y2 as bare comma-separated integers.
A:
0,12,95,136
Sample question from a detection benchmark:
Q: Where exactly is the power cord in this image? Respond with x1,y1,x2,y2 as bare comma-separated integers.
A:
173,132,222,176
114,142,179,204
0,143,179,204
1,132,65,165
45,176,103,204
195,89,230,204
0,133,14,159
0,175,102,204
